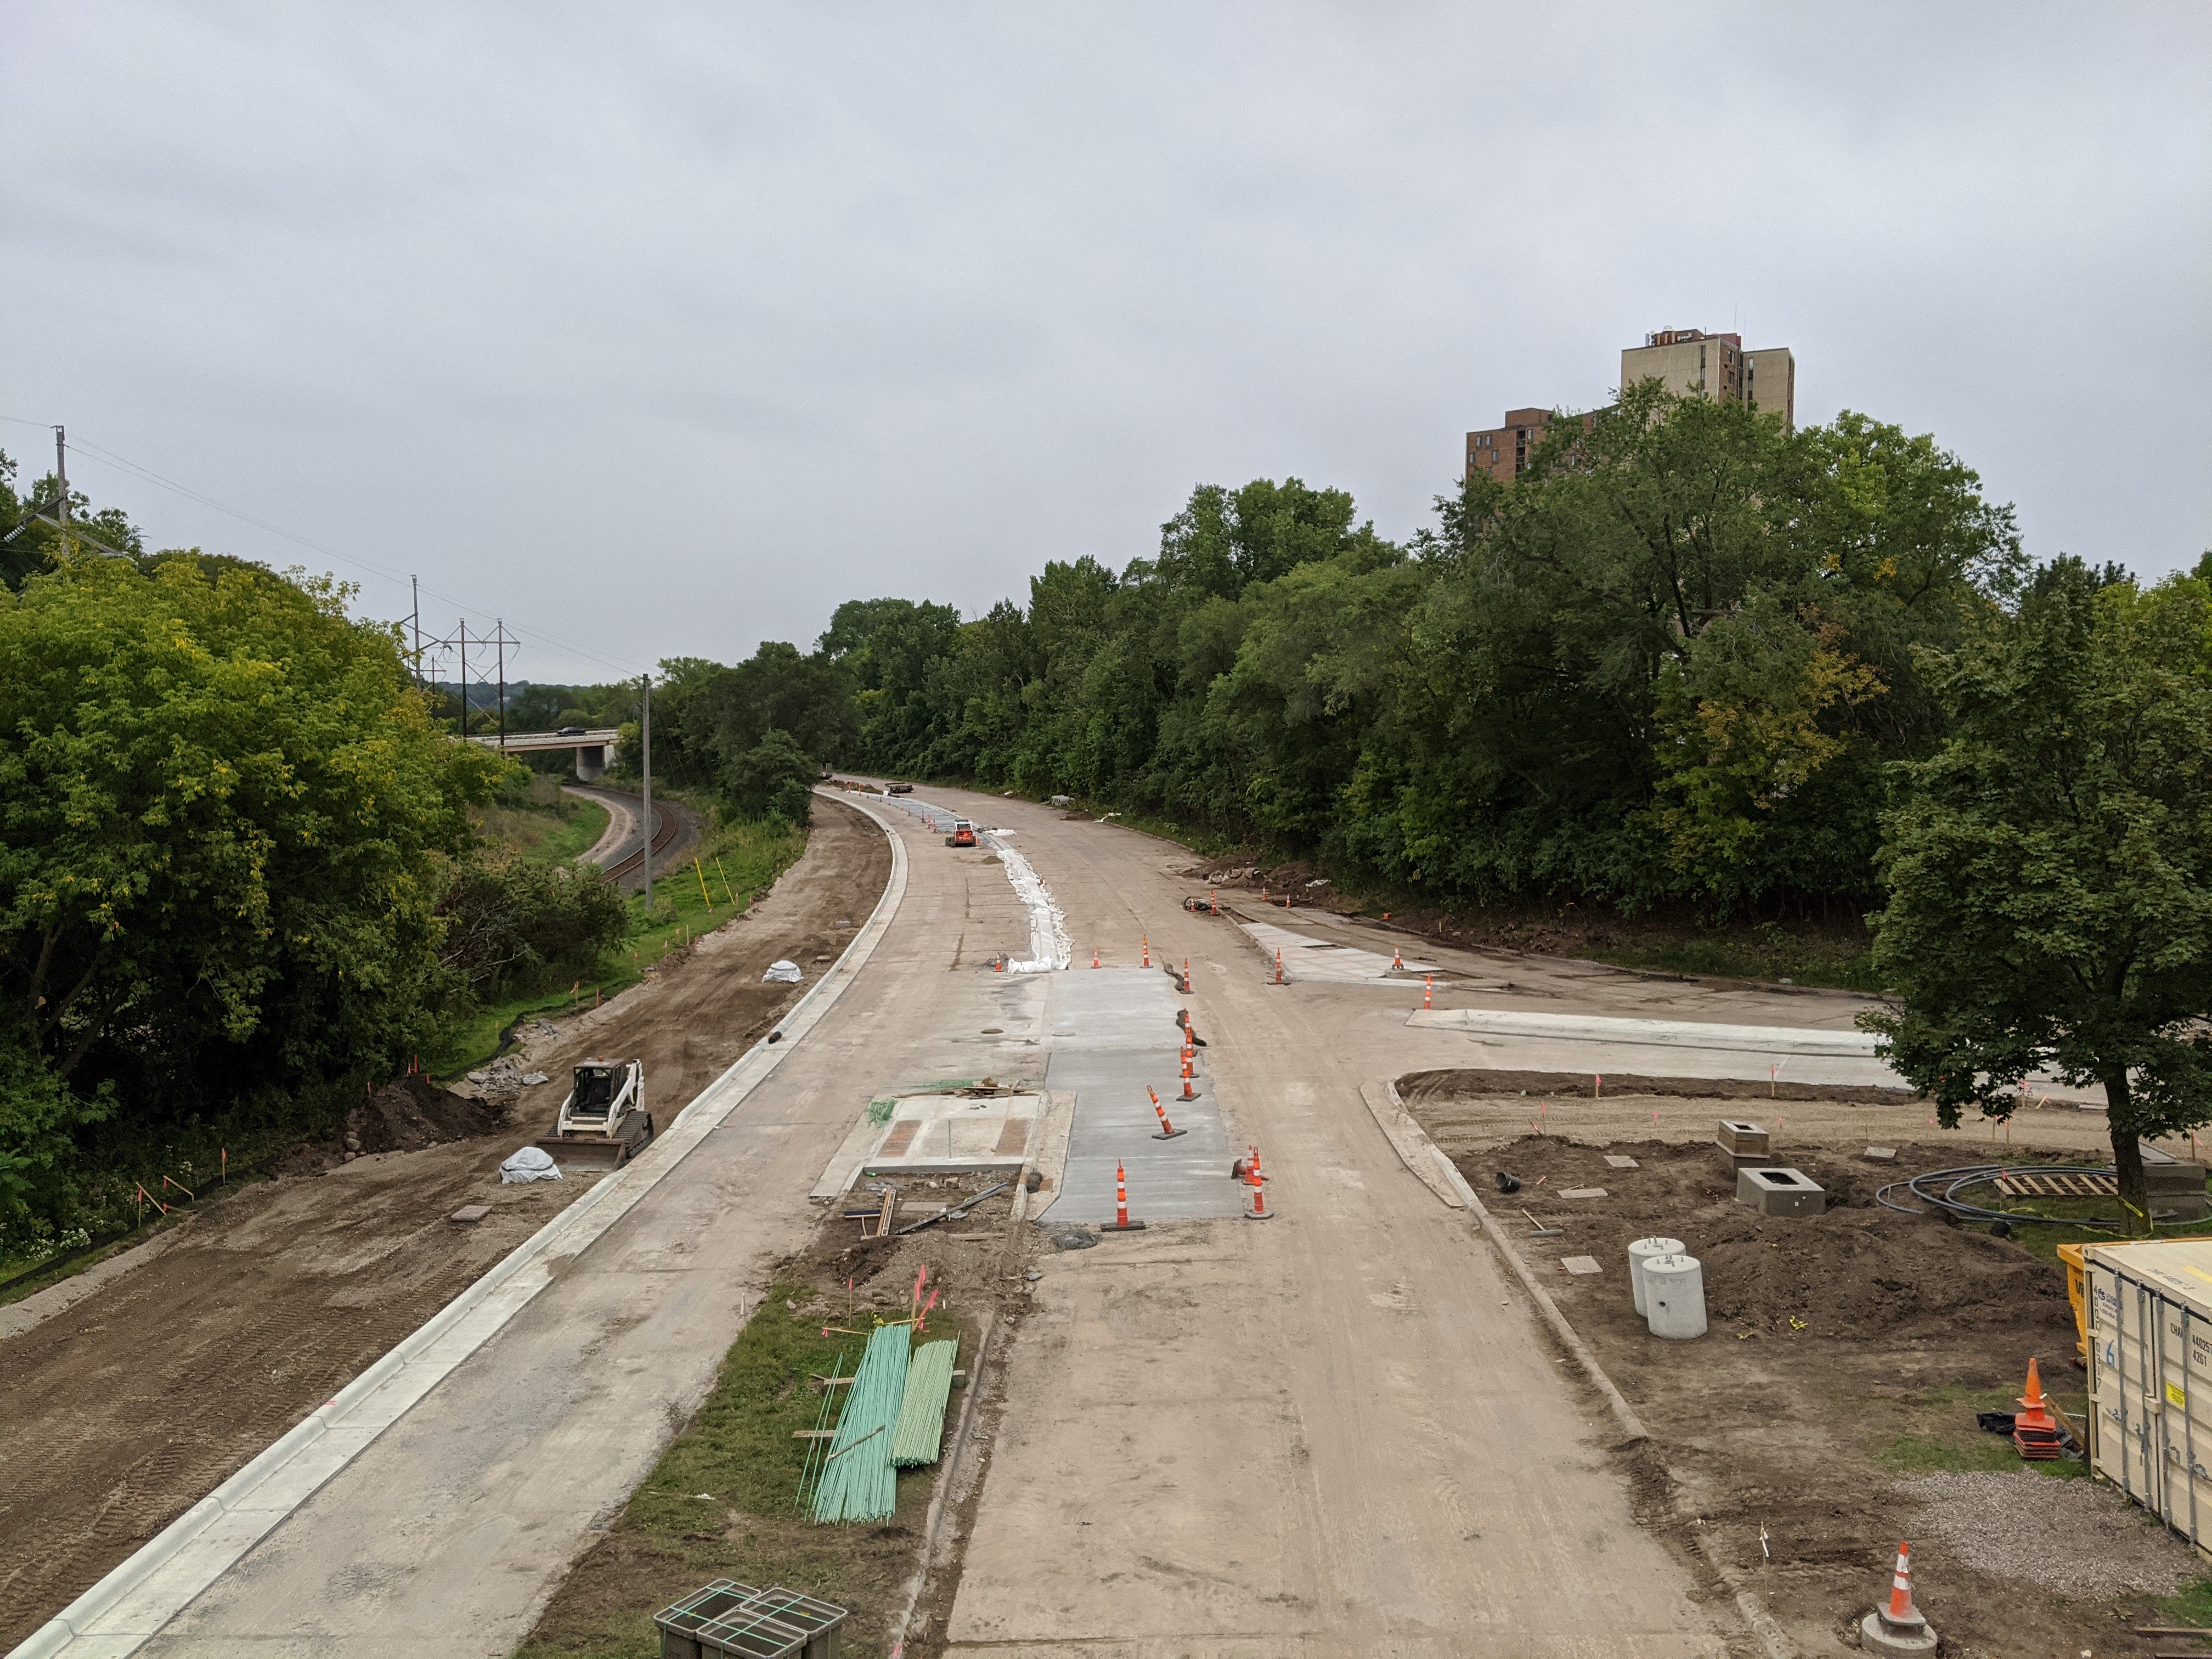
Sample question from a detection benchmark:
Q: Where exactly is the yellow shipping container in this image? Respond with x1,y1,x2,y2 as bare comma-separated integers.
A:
2084,1237,2212,1560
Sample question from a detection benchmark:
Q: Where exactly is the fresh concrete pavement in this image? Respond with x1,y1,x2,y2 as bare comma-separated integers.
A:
27,781,1973,1657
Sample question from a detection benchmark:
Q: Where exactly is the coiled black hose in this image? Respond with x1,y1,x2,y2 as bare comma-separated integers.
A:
1875,1163,2124,1228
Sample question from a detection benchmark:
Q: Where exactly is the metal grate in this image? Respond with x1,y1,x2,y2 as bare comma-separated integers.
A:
654,1579,847,1659
1994,1172,2118,1199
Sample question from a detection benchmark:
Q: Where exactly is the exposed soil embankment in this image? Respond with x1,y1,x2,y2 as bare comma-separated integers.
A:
1401,1066,1915,1108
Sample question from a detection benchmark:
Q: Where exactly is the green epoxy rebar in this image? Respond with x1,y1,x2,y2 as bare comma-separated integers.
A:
890,1339,958,1466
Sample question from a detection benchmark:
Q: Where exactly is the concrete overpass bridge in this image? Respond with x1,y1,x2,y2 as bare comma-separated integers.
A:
465,728,622,781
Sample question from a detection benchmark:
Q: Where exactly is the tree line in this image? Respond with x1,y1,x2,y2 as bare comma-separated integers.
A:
653,382,2212,1225
5,376,2207,1240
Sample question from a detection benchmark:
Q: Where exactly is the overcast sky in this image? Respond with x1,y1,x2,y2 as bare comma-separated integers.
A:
4,3,2207,684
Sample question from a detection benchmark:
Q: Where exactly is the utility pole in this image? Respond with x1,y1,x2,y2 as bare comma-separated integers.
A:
493,619,513,749
53,426,68,548
456,619,469,736
410,576,422,692
640,673,653,912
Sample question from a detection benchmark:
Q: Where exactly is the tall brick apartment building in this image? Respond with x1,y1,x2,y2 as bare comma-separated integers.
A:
1466,328,1796,483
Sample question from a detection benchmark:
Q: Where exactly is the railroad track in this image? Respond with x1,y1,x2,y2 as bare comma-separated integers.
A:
606,796,681,884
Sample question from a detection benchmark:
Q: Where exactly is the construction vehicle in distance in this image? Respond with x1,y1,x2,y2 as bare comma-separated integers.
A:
535,1057,654,1171
945,818,977,848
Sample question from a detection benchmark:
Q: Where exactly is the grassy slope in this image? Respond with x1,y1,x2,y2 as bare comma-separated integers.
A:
426,793,806,1077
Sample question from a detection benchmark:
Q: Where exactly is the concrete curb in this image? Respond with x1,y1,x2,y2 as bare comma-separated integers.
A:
1404,1006,1881,1058
1356,1081,1464,1209
1369,1079,1647,1448
13,793,910,1659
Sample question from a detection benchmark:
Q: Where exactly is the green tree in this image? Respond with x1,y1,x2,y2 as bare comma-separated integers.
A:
685,643,855,778
721,729,816,825
0,549,506,1234
1865,558,2212,1231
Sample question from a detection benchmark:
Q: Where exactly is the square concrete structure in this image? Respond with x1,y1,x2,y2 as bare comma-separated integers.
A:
1717,1119,1771,1171
1737,1165,1827,1217
2142,1144,2209,1220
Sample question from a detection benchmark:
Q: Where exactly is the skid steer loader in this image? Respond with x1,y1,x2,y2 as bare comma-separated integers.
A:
534,1057,654,1171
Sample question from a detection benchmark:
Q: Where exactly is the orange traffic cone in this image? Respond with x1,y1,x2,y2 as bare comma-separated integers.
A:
1142,934,1150,968
2013,1358,2064,1460
1181,956,1192,993
1105,1159,1145,1231
1424,974,1433,1009
1857,1541,1935,1655
1244,1148,1274,1221
1274,947,1284,985
1391,945,1403,969
1148,1086,1187,1140
1209,888,1217,915
1092,946,1101,969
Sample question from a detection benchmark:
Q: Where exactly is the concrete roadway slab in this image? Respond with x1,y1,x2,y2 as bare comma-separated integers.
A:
121,803,1035,1659
1241,918,1436,981
900,785,1731,1657
1041,970,1245,1226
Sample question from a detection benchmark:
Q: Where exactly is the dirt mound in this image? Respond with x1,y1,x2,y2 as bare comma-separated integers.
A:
351,1075,508,1154
1471,1135,2069,1341
1403,1067,1916,1107
270,1075,510,1175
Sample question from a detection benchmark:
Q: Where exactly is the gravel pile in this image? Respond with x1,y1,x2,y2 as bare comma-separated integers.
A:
1894,1471,2198,1598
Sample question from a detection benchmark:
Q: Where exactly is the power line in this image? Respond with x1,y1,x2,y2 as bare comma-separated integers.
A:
0,415,644,679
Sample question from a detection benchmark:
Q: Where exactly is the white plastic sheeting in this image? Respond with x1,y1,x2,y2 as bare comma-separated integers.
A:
990,839,1070,973
763,959,804,984
499,1146,562,1184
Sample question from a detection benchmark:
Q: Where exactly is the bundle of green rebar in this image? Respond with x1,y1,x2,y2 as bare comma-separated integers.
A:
808,1323,910,1523
891,1339,958,1466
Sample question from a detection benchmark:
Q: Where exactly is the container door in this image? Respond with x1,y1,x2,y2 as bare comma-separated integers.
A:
2105,1270,2166,1510
2156,1295,2212,1548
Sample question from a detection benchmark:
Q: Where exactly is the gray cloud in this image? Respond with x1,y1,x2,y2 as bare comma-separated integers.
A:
4,1,2205,680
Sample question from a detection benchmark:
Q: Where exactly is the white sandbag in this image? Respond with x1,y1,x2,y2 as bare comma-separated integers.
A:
763,960,803,984
500,1146,563,1184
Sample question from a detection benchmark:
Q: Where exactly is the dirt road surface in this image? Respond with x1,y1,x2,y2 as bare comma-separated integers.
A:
0,797,885,1651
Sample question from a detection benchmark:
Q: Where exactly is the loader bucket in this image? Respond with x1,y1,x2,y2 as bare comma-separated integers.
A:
534,1134,631,1173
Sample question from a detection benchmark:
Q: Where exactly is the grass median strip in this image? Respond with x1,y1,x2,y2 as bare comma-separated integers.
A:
514,1281,945,1659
